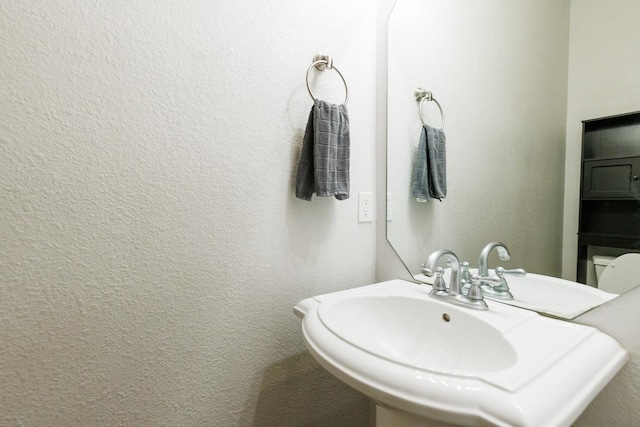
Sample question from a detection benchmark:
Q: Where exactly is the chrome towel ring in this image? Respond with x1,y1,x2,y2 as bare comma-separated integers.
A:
306,54,349,105
415,88,445,129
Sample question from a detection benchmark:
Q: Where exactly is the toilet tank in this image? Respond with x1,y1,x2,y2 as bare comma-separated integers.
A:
593,255,616,283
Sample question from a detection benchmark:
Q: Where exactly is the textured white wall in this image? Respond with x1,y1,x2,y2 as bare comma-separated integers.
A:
562,0,640,280
0,1,377,425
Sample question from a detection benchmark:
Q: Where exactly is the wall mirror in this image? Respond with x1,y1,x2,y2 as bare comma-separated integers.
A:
385,0,638,318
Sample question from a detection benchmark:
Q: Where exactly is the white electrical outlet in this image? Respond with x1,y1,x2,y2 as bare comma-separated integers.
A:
358,192,373,223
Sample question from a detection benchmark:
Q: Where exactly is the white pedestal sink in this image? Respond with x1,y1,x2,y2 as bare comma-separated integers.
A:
294,280,628,427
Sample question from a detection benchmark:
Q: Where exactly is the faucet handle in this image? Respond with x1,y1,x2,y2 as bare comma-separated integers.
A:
421,266,448,291
460,261,471,284
470,274,501,287
467,274,499,305
495,267,527,278
423,266,448,296
432,267,447,292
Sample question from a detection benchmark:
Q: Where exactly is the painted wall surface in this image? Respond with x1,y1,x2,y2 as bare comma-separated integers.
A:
562,0,640,280
0,1,377,425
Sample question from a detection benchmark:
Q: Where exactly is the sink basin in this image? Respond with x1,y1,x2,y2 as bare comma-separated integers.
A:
295,279,628,427
321,295,516,374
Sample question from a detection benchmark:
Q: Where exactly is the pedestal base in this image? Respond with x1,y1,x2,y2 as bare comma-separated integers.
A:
376,405,457,427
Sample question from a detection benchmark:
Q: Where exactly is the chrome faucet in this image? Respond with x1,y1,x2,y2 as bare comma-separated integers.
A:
477,241,526,300
421,249,499,311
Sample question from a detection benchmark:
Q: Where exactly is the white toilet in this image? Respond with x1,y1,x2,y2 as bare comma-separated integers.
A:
593,253,640,294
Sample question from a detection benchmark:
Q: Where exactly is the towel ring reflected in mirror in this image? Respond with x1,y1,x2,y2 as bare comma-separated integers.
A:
306,54,349,105
415,88,445,129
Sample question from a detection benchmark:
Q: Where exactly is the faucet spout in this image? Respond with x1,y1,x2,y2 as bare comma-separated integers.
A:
478,241,510,276
477,241,525,301
422,249,490,311
423,249,462,296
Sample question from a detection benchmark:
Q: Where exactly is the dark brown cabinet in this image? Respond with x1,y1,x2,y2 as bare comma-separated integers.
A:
577,111,640,283
582,156,640,199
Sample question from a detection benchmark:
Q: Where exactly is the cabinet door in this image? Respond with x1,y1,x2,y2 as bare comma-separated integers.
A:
582,156,640,199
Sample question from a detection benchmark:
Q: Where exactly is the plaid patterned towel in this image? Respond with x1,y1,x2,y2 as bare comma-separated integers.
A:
411,124,446,202
296,99,350,201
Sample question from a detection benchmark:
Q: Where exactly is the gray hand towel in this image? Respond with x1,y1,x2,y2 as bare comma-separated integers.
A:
296,99,350,201
411,124,446,202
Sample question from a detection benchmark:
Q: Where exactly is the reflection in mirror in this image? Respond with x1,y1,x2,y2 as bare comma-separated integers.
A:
385,0,639,318
387,0,568,277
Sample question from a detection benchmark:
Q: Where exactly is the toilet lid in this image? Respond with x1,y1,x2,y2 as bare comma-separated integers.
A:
598,253,640,294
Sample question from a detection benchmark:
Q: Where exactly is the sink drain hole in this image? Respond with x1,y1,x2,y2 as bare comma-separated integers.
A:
442,313,451,322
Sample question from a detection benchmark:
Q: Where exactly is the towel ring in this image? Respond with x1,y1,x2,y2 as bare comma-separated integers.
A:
415,88,445,129
306,54,349,105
